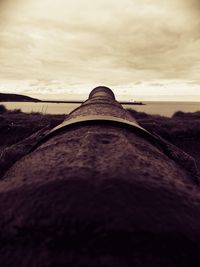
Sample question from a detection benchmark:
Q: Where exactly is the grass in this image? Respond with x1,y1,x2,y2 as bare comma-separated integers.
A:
128,108,200,170
0,104,200,177
0,104,65,147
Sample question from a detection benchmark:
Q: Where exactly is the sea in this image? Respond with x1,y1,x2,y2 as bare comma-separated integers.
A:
1,101,200,117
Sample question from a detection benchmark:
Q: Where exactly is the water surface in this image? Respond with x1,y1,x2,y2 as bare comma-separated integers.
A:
1,101,200,117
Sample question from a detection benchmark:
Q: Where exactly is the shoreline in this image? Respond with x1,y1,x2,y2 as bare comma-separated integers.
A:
0,99,146,105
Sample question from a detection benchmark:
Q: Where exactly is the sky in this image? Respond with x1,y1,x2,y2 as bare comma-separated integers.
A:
0,0,200,101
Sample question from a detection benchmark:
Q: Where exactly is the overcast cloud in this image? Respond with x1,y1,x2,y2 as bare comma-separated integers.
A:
0,0,200,99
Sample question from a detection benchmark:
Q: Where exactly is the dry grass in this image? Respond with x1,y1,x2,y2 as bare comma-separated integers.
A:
128,109,200,169
0,104,200,176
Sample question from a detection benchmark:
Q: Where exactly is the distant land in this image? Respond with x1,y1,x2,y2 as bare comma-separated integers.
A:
0,93,41,102
0,92,145,105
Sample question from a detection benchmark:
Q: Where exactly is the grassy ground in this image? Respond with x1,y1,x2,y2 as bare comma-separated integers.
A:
0,105,65,148
128,109,200,170
0,104,200,177
0,105,65,177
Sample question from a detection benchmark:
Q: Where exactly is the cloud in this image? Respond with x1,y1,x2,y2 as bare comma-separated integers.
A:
0,0,200,95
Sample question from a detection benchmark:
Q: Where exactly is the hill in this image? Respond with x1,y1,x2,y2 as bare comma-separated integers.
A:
0,92,41,102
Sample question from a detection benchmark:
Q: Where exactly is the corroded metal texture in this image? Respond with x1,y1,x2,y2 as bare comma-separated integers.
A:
32,86,199,181
30,86,146,149
88,86,116,99
68,86,136,121
0,86,200,266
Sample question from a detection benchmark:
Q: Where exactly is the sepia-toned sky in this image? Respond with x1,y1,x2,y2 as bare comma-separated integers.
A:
0,0,200,100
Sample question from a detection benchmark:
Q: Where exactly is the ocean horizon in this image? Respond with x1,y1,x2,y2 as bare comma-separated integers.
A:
1,101,199,117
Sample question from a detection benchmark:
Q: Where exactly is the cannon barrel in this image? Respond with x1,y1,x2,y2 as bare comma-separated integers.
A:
32,86,199,182
88,85,116,99
32,86,154,149
0,86,200,266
